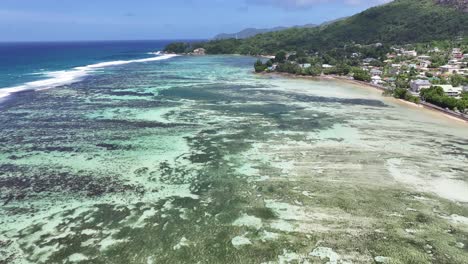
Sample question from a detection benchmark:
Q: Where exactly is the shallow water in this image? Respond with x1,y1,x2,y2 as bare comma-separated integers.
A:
1,55,467,264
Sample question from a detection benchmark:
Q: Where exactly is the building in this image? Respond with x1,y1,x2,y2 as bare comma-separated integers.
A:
463,85,468,92
452,48,463,59
371,76,383,85
299,63,311,68
438,85,462,97
192,48,206,55
420,60,432,68
410,79,431,93
418,55,431,61
440,65,461,74
363,58,376,64
403,50,418,57
370,69,383,76
322,64,334,69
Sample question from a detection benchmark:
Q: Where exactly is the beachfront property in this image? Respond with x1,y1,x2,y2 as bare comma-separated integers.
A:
438,85,463,97
192,48,206,55
268,66,278,71
371,75,383,85
410,79,431,93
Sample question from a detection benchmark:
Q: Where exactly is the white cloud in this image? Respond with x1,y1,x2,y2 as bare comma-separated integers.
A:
247,0,393,9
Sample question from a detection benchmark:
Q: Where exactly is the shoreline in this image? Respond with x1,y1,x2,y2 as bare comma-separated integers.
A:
257,72,468,124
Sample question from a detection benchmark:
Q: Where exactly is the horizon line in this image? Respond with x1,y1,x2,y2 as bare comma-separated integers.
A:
0,39,208,44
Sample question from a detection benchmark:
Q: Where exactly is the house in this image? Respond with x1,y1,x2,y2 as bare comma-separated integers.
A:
464,54,468,59
322,64,334,69
403,50,418,57
452,48,463,59
192,48,206,55
438,85,462,97
408,64,418,69
363,58,376,64
410,79,431,93
351,52,360,58
463,85,468,92
420,60,432,68
371,76,383,85
370,69,383,76
268,64,278,71
384,77,396,85
440,65,460,74
418,55,431,61
299,63,311,68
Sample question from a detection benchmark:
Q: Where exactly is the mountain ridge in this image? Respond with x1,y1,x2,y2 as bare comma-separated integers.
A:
165,0,468,54
214,24,319,40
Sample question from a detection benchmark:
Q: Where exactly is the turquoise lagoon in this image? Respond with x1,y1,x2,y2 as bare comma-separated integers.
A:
0,55,468,263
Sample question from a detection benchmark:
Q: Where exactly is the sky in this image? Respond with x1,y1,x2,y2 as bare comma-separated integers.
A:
0,0,392,41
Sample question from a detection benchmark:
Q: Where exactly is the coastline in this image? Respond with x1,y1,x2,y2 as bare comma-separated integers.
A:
257,72,468,124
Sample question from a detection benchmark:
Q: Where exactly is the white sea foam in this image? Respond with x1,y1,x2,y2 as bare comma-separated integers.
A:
0,53,178,99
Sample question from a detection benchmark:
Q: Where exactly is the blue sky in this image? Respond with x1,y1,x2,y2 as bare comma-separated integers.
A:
0,0,392,41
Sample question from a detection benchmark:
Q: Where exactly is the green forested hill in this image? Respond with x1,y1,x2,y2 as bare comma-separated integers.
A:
165,0,467,54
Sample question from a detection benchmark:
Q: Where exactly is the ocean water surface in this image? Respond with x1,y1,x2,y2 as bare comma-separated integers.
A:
1,43,468,263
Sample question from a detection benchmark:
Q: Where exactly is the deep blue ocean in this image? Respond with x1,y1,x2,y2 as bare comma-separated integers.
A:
0,40,185,97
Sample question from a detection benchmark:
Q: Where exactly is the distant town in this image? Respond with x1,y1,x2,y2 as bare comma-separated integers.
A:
252,41,468,118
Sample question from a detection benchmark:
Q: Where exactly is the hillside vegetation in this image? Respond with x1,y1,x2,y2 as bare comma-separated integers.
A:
165,0,468,54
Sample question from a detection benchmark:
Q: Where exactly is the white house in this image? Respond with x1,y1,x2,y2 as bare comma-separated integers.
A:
192,48,206,55
438,85,462,97
410,79,431,93
418,55,431,61
363,58,376,64
322,64,334,69
268,64,278,71
420,60,431,68
370,69,383,76
440,65,461,74
299,63,312,68
371,76,383,85
403,50,418,57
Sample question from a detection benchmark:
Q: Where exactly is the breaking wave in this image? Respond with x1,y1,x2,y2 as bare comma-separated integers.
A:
0,53,178,99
